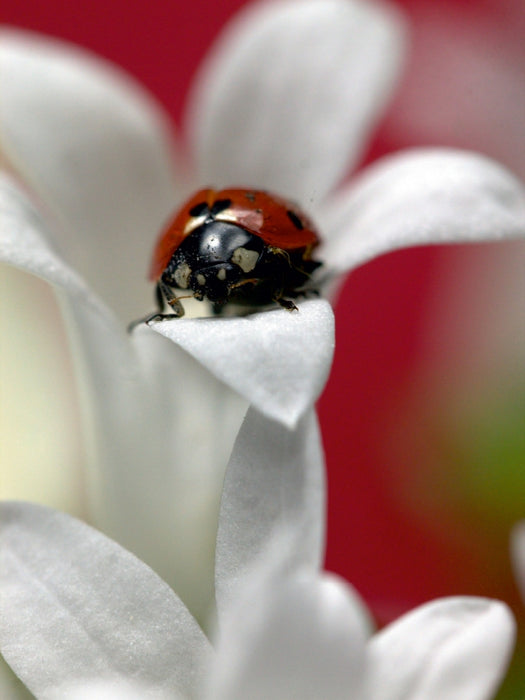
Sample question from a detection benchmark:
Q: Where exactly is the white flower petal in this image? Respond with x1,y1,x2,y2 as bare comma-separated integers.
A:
0,172,106,313
209,572,369,700
0,173,135,484
0,266,83,514
319,149,525,274
44,678,179,700
1,173,243,624
0,656,33,700
0,501,212,700
0,28,179,321
121,331,248,626
366,597,516,700
147,298,334,428
187,0,406,206
0,173,148,520
510,521,525,604
59,310,248,628
215,407,325,617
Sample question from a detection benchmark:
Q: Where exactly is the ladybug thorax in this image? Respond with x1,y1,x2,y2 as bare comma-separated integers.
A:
162,220,265,303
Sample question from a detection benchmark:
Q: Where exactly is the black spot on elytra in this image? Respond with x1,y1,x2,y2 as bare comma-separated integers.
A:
189,201,209,217
211,198,232,215
287,210,304,230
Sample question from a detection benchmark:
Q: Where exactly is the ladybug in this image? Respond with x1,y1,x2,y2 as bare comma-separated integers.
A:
135,187,322,325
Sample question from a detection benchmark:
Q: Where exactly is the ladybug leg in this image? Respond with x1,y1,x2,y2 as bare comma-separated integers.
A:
211,301,227,316
127,282,185,332
275,296,298,312
127,311,168,332
229,278,259,290
155,280,164,311
145,281,186,322
164,296,186,319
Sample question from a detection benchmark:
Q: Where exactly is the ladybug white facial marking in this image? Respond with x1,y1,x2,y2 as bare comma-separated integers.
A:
217,268,227,281
231,246,259,273
174,262,191,289
196,273,206,287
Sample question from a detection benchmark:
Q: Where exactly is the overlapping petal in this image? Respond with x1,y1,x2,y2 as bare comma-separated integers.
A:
0,501,212,699
215,407,325,617
208,572,369,700
187,0,406,207
0,171,247,624
318,149,525,275
0,28,179,320
0,502,516,699
366,597,516,700
147,298,334,427
0,173,107,315
0,656,33,700
0,174,138,518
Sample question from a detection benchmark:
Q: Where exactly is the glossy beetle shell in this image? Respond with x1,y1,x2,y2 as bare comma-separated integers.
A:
150,188,320,281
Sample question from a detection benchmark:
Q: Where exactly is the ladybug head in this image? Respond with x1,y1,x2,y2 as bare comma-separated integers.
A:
162,220,265,304
188,262,243,303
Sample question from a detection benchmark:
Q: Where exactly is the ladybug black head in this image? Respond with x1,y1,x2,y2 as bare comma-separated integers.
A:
187,262,241,302
162,220,265,304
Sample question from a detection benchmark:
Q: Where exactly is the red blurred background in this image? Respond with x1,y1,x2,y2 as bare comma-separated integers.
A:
2,0,524,693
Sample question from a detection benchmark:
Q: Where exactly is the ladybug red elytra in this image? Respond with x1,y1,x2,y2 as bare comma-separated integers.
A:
131,187,322,328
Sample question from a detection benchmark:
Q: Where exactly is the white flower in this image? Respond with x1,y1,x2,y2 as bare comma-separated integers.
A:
2,0,525,625
0,501,515,700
